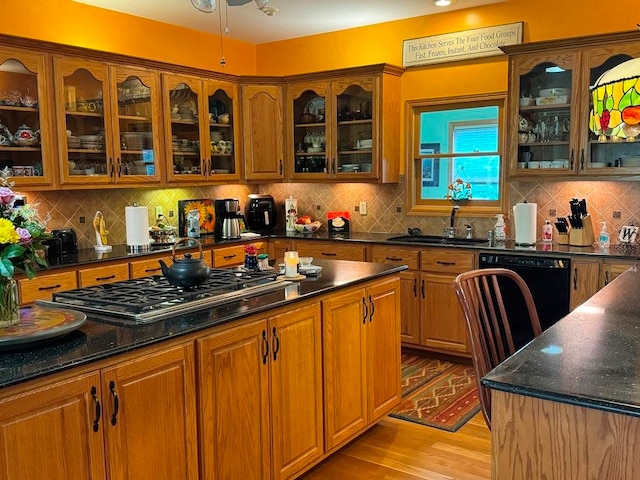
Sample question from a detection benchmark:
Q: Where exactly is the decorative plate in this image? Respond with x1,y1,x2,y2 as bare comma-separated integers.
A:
0,307,86,349
304,97,325,119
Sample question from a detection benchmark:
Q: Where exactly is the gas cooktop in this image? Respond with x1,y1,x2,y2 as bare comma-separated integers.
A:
36,268,287,324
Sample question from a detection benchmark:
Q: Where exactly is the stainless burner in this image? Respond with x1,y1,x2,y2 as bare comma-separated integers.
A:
37,268,288,323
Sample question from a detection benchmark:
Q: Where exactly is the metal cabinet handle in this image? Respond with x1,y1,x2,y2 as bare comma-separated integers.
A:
109,381,119,426
332,159,336,175
421,279,425,299
144,267,161,273
605,271,610,285
38,284,61,291
96,275,116,281
109,158,114,178
580,149,585,171
261,330,269,364
279,159,283,175
573,267,578,290
436,261,455,266
570,149,574,170
368,295,374,322
117,158,122,177
91,386,101,433
385,256,403,261
321,252,337,257
223,254,237,260
413,278,417,297
272,326,280,361
362,297,368,324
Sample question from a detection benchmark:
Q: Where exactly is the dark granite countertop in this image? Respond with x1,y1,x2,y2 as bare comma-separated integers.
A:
483,265,640,417
0,259,406,390
41,230,640,271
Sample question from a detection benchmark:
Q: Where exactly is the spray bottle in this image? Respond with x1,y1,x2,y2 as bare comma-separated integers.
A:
599,221,610,248
542,220,553,242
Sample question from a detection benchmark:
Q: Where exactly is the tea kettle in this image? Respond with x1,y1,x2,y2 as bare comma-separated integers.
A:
158,238,210,289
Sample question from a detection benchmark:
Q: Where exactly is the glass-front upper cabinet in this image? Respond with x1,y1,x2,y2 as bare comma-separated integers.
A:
333,77,375,178
0,48,54,186
581,44,640,175
509,51,579,177
202,79,240,181
162,74,205,183
287,81,329,181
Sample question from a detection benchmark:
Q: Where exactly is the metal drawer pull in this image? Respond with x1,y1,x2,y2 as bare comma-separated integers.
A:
109,381,119,426
362,297,368,324
96,275,116,281
262,330,269,364
605,271,610,285
413,278,417,297
573,267,578,290
90,386,101,432
38,284,61,291
421,279,425,299
144,267,161,273
272,326,280,361
223,254,237,259
368,295,374,322
321,252,337,256
385,256,403,261
436,261,456,266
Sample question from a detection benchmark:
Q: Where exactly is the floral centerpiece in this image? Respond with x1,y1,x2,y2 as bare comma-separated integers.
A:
243,243,259,271
0,168,50,327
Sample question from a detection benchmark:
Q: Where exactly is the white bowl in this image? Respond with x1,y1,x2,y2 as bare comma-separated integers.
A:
299,256,313,267
519,97,536,107
535,95,569,105
294,221,321,233
359,139,373,148
539,88,570,97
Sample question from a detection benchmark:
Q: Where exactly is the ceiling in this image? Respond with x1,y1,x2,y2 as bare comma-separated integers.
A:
73,0,504,44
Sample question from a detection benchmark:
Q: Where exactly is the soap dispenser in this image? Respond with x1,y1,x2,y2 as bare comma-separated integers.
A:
494,214,506,242
599,221,610,248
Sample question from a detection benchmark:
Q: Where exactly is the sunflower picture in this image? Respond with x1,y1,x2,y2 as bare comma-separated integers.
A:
178,199,216,236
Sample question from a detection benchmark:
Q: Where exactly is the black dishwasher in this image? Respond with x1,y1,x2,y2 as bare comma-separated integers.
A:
479,252,571,342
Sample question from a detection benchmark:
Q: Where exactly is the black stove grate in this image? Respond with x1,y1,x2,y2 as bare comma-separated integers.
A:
51,268,279,315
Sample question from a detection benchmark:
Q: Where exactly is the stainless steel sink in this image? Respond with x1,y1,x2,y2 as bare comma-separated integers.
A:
386,235,489,246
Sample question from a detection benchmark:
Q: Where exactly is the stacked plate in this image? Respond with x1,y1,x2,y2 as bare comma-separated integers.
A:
121,132,144,150
79,134,102,149
341,163,360,172
67,136,81,148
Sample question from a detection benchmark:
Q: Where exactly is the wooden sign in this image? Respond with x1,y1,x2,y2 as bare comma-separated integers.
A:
403,22,523,67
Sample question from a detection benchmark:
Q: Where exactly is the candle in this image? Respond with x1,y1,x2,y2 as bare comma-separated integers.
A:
284,251,299,277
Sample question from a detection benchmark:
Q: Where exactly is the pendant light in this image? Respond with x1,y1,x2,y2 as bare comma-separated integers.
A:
191,0,215,13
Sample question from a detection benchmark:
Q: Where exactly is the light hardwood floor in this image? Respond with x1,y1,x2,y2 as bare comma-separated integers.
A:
299,412,491,480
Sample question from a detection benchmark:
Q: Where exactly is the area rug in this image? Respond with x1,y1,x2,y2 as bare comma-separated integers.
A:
390,353,481,432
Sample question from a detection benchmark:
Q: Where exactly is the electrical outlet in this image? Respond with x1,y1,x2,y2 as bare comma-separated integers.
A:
79,216,85,224
359,201,367,215
155,206,163,218
168,210,174,218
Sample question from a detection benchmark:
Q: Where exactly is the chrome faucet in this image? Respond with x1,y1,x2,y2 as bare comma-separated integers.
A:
445,205,460,238
465,224,473,239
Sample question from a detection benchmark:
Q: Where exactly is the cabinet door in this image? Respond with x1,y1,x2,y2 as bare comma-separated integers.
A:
0,47,55,187
78,263,129,287
18,270,77,305
53,56,113,185
197,320,271,480
0,372,106,480
366,277,401,422
287,81,330,181
600,260,636,289
570,259,600,311
203,79,241,181
109,65,162,184
295,240,367,261
102,343,198,480
322,287,367,450
582,44,640,175
421,271,469,354
242,84,284,181
270,303,323,480
399,271,421,345
163,73,206,183
508,51,580,177
129,255,172,278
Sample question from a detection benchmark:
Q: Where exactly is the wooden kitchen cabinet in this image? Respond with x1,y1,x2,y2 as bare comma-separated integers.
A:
78,262,130,287
212,242,265,267
0,47,56,188
0,342,198,480
129,255,172,278
295,240,367,261
269,238,294,262
370,245,421,344
162,73,241,183
197,302,323,480
322,277,401,450
18,270,77,305
421,249,475,356
285,65,403,183
600,258,636,289
505,32,640,179
53,56,163,186
569,258,600,311
241,83,285,181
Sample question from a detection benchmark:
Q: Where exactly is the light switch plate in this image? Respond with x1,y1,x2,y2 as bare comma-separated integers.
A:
359,201,367,215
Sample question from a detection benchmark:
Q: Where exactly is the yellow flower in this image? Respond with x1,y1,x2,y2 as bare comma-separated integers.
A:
0,218,18,244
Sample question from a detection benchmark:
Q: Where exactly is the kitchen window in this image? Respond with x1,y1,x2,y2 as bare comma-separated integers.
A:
406,93,507,216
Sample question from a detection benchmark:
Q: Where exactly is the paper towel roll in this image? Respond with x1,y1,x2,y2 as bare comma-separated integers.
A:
125,205,149,249
513,202,537,245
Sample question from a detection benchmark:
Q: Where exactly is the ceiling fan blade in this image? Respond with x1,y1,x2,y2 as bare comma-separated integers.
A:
226,0,253,6
191,0,215,13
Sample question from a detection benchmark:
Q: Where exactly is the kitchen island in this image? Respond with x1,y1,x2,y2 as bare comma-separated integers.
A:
483,265,640,479
0,259,404,480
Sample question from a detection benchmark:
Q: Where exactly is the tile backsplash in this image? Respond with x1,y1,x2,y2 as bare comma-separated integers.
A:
23,178,640,250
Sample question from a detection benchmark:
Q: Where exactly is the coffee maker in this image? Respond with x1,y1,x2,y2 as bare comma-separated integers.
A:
214,198,243,239
246,194,277,231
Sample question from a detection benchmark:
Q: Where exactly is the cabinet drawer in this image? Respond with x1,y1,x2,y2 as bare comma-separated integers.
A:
130,256,172,278
296,241,367,261
370,246,419,270
18,271,78,305
213,243,265,267
78,263,130,287
421,249,475,274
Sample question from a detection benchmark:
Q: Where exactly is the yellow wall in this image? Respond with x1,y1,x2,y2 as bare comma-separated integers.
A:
3,0,257,75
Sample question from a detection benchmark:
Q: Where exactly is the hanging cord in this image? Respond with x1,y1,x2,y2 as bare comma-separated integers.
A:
217,1,226,67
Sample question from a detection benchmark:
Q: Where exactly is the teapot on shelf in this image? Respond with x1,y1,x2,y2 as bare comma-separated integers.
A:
158,238,210,289
13,124,39,147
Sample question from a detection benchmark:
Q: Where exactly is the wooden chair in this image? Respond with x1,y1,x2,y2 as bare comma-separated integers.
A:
453,268,542,429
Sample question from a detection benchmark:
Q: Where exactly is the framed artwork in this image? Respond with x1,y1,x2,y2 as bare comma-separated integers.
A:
420,142,440,155
421,159,440,187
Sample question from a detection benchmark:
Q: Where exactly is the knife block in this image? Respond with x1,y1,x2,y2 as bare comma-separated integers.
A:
569,214,595,247
557,232,569,245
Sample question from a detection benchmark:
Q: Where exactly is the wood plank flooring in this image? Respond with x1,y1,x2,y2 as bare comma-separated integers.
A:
299,412,491,480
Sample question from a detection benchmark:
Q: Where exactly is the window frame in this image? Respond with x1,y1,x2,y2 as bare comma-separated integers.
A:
405,92,508,217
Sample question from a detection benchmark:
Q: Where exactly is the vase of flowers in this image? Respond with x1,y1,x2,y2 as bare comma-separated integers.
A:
244,243,259,271
0,168,49,327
